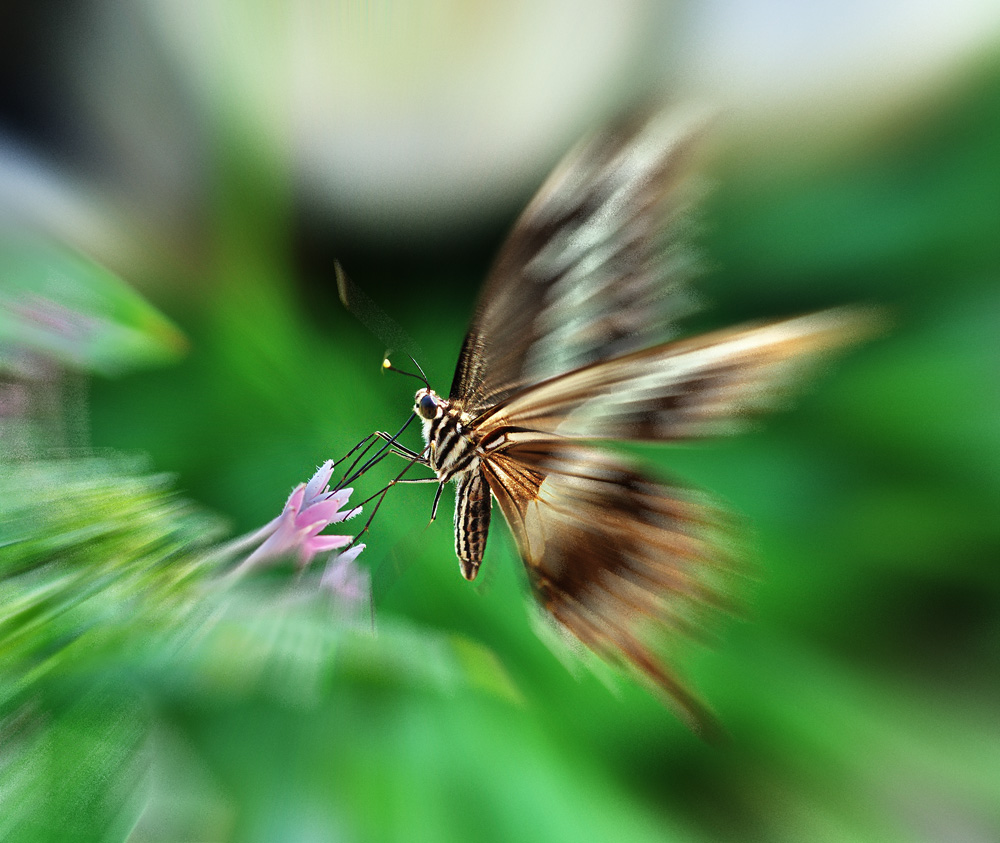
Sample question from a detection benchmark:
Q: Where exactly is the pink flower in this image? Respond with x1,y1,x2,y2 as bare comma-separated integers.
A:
320,544,369,612
240,460,363,572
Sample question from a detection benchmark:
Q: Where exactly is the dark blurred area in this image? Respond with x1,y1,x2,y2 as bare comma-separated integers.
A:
1,2,999,842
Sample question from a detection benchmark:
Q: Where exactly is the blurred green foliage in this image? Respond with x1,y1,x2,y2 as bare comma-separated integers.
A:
1,53,998,843
0,240,186,375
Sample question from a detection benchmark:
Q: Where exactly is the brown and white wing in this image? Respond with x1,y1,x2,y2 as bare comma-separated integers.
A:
480,436,732,735
476,309,876,442
450,109,709,414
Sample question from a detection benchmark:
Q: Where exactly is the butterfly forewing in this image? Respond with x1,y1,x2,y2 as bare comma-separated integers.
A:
450,109,709,415
475,308,871,443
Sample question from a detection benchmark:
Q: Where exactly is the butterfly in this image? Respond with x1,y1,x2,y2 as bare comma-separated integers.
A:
379,110,871,733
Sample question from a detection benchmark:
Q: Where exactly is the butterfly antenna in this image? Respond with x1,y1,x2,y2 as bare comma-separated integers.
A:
407,354,430,388
335,261,425,361
382,355,430,389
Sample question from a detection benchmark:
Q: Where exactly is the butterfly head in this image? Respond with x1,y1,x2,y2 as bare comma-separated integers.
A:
414,388,444,421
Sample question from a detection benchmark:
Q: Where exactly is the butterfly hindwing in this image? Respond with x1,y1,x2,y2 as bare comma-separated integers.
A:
480,435,732,733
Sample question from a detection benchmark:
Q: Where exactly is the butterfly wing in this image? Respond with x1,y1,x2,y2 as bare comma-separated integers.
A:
475,308,875,443
471,308,873,729
450,109,708,414
439,109,875,729
480,435,732,734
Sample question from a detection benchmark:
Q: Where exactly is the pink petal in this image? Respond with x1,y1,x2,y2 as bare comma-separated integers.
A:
242,514,305,567
296,497,348,528
298,532,353,568
303,460,336,504
338,505,363,522
307,534,354,553
283,483,306,513
321,545,368,599
334,544,365,565
323,487,354,509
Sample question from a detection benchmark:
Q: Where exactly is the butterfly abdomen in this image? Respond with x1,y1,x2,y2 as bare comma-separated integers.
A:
424,403,492,578
454,469,491,580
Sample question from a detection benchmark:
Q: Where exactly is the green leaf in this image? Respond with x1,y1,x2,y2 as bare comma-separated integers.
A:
0,238,186,375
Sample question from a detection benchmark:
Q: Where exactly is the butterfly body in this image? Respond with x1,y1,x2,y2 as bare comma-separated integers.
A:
394,111,873,733
415,387,493,580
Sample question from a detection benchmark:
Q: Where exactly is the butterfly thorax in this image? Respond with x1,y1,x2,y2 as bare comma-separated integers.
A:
415,389,481,482
414,387,491,580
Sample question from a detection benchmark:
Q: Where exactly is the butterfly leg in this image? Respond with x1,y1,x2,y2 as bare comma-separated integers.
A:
350,447,437,543
375,429,431,465
430,482,445,523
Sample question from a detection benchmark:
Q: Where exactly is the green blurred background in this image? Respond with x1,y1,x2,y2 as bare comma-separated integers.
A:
1,2,999,841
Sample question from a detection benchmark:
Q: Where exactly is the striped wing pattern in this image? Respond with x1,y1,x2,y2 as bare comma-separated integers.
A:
476,309,869,443
450,110,708,415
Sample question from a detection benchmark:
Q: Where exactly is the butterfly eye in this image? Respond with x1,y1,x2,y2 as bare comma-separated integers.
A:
416,393,438,419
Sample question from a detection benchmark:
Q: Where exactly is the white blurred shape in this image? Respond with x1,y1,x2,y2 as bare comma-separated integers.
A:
76,0,1000,240
145,0,658,237
0,139,122,259
676,0,1000,113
